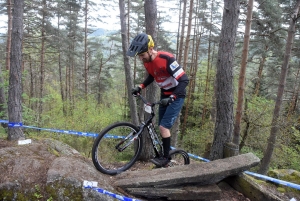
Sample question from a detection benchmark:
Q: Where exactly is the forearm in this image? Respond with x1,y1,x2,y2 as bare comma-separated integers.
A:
140,74,154,89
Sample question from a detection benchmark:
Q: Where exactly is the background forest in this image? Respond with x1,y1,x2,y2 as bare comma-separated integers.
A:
0,0,300,175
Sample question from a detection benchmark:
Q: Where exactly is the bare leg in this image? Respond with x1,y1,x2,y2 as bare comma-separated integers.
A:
159,125,171,138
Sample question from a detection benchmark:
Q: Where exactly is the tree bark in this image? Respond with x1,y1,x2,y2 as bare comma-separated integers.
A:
209,0,240,160
258,0,300,175
182,0,193,71
177,0,187,64
5,0,12,71
201,0,214,122
38,0,46,124
118,0,139,126
140,0,158,160
57,12,66,115
253,46,268,96
8,0,25,140
233,0,253,146
84,0,89,100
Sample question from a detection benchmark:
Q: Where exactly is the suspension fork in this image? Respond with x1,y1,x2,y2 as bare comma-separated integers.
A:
115,123,145,152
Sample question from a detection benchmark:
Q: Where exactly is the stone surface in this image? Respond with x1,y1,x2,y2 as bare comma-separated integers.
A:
0,138,115,201
114,153,260,188
126,184,222,200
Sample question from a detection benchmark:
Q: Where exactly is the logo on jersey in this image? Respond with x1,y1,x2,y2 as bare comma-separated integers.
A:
170,61,179,71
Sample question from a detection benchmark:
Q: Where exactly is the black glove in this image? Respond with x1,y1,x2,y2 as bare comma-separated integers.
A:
161,95,175,106
131,86,141,96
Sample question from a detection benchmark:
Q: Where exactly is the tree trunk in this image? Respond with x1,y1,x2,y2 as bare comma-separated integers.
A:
253,46,268,96
233,0,253,146
258,0,300,175
201,0,214,122
97,59,103,105
57,13,66,115
29,56,34,110
182,0,193,71
38,0,46,124
140,0,158,160
6,0,12,71
8,0,24,140
84,0,89,100
209,0,240,160
181,23,202,139
118,0,139,126
177,0,187,64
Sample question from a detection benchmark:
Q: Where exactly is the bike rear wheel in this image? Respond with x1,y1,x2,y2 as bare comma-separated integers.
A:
92,122,142,175
168,149,190,166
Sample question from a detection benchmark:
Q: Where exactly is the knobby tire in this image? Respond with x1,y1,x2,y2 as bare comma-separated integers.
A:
92,122,142,175
168,149,190,166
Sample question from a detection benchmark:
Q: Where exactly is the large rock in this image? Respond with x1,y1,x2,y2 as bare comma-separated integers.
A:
0,138,115,201
113,153,260,200
126,184,222,200
114,153,260,188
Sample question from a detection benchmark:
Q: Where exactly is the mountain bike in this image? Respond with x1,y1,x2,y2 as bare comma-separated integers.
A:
92,94,190,175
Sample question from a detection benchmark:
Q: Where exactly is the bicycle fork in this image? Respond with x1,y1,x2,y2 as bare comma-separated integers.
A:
115,124,144,152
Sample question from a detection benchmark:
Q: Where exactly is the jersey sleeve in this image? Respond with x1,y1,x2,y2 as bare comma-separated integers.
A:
166,57,189,98
141,73,154,89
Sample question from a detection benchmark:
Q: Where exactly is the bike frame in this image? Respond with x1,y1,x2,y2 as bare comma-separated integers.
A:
115,94,163,158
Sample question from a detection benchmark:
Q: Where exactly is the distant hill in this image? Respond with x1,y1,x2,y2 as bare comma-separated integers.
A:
89,28,119,37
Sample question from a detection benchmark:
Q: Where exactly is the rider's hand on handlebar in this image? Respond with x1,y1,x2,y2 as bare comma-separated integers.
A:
161,95,175,106
131,86,141,96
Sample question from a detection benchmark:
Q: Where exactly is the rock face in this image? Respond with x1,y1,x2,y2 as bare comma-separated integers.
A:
114,153,261,200
115,153,260,188
0,138,115,201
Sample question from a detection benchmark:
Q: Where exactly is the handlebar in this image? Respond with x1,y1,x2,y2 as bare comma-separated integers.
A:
135,93,161,106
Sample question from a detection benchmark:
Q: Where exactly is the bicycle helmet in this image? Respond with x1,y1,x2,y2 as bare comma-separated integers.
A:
126,33,154,57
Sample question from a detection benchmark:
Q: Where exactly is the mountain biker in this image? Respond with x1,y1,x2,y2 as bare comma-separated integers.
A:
126,33,189,167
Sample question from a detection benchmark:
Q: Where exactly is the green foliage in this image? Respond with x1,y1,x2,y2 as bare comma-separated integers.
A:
34,185,43,199
22,84,128,157
180,121,214,157
271,128,300,170
240,96,274,148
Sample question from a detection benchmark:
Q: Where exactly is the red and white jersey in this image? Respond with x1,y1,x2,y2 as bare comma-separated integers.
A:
141,51,189,98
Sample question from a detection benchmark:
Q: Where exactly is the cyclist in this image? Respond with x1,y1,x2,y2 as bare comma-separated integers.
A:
127,33,189,167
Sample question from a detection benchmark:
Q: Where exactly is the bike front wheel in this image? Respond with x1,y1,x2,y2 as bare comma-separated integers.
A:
168,149,190,166
92,122,142,175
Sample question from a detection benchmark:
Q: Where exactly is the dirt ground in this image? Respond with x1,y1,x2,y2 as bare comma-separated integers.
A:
1,138,299,201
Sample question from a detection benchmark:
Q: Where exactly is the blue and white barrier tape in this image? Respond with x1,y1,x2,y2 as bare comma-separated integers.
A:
84,186,141,201
188,153,210,162
244,171,300,190
8,122,23,127
1,120,127,139
1,119,300,191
